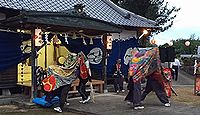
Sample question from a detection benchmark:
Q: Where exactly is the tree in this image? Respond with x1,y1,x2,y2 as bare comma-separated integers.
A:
111,0,180,34
161,34,200,57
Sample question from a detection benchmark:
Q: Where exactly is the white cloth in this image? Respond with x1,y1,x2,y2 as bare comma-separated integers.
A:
171,58,181,67
85,60,91,76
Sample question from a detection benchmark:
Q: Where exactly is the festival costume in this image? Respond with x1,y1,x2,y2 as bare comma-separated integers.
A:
162,68,173,97
141,70,170,104
125,47,162,109
42,52,79,112
77,52,91,103
125,77,143,107
42,52,78,92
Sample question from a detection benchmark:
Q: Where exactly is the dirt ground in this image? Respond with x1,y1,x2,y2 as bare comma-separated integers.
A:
171,86,200,106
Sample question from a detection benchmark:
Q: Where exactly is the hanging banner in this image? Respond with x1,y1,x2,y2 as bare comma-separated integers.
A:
0,31,31,71
58,35,139,79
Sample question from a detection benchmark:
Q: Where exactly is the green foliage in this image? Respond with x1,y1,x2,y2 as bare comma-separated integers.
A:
146,39,158,47
111,0,180,34
158,34,200,67
181,57,195,66
171,34,200,56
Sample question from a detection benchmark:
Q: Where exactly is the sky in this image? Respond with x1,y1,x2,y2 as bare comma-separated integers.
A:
154,0,200,45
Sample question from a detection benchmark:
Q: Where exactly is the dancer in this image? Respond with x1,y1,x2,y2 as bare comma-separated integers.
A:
42,52,79,113
141,69,170,107
77,52,92,104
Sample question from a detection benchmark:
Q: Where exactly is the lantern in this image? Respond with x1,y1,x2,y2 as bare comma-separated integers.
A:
139,29,148,39
150,38,156,44
185,41,190,46
106,34,112,50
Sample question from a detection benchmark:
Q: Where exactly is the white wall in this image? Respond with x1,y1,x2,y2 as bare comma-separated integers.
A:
111,30,137,40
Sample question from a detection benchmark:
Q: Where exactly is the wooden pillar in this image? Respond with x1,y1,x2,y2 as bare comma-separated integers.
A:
31,29,37,100
102,34,108,93
45,45,47,68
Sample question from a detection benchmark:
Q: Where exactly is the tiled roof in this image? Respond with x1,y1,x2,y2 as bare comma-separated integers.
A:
0,0,157,28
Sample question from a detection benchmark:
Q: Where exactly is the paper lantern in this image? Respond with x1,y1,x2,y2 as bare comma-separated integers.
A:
185,41,190,46
150,39,156,44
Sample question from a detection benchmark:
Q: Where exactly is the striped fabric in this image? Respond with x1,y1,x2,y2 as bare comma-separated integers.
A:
129,47,160,82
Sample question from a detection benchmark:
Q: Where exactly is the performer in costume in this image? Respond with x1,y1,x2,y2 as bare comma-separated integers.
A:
113,59,125,93
141,69,170,107
42,52,79,113
77,52,92,104
124,48,145,110
125,47,160,110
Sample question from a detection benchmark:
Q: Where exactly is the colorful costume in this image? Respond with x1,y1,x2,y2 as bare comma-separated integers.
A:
42,52,78,92
125,47,170,108
41,52,79,112
128,47,160,82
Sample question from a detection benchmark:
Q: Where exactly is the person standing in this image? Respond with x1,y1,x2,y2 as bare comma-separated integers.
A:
171,57,181,81
113,59,125,93
77,52,91,104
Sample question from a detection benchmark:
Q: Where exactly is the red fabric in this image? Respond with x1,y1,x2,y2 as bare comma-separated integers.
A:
44,84,51,92
42,75,56,92
164,83,171,97
80,63,88,79
149,68,173,97
162,68,172,97
151,70,164,83
79,55,88,79
116,63,121,71
151,70,165,88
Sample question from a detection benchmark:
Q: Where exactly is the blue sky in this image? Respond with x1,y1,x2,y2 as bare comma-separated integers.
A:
154,0,200,45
